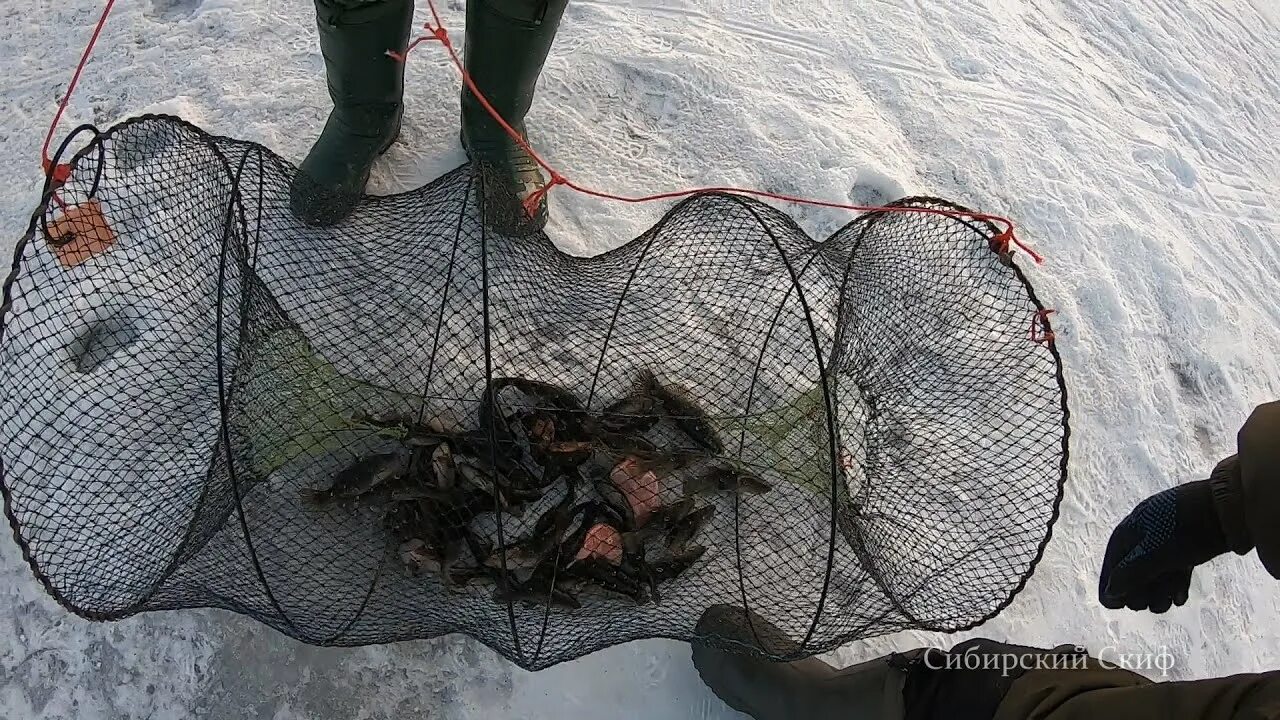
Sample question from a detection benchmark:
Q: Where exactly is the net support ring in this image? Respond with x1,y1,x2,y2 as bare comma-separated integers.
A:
40,124,106,246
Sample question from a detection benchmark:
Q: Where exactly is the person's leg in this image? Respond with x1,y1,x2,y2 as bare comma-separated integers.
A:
461,0,568,234
291,0,413,227
691,605,913,720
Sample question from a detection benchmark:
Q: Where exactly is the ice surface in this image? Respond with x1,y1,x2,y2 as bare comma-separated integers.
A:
2,0,1278,717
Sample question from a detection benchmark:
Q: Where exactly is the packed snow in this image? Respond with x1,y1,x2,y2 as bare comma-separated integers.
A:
2,0,1278,717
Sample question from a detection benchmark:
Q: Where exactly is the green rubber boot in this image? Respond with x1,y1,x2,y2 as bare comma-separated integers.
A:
291,0,413,227
691,606,914,720
461,0,568,235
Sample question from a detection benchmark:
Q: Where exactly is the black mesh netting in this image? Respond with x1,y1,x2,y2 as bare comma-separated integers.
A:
1,115,1067,669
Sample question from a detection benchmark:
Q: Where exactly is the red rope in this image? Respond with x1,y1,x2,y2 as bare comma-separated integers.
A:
400,0,1044,265
41,0,118,188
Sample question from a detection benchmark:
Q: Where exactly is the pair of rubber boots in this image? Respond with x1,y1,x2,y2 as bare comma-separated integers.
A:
290,0,566,233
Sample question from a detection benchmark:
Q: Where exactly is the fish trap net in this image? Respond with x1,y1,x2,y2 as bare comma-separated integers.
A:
1,116,1067,669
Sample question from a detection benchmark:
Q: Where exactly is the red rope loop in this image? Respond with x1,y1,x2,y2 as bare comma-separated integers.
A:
1029,309,1057,345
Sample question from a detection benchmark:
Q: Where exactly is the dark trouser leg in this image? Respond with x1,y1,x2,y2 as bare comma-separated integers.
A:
461,0,568,234
291,0,413,227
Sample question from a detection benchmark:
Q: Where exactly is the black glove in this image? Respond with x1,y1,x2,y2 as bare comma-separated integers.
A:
1098,479,1229,613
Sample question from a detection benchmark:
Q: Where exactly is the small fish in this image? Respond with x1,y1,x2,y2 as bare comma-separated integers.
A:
482,377,586,440
527,566,585,609
493,377,585,412
384,501,425,538
493,579,581,609
509,464,554,492
432,442,456,489
405,489,498,553
404,445,430,484
347,409,412,430
504,483,547,504
429,539,466,588
596,392,661,434
589,480,637,531
570,558,646,602
350,409,464,439
454,455,494,493
455,461,531,516
447,566,493,587
400,536,467,588
483,541,547,571
337,471,416,506
452,431,523,466
682,464,772,497
548,440,594,455
455,487,502,515
630,449,705,477
620,498,696,555
649,544,706,584
462,529,496,568
421,409,467,435
595,498,629,529
403,432,445,448
301,449,409,506
529,415,556,446
498,491,578,565
603,391,662,418
594,432,658,455
637,544,706,603
498,493,529,518
455,448,543,494
637,369,724,454
666,504,716,554
399,538,432,573
387,486,456,502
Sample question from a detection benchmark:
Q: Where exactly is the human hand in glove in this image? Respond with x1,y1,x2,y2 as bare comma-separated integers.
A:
1098,470,1233,613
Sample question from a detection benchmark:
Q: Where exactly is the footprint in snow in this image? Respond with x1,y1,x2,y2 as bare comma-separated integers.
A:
945,54,992,82
847,167,906,208
146,0,202,22
1131,146,1199,190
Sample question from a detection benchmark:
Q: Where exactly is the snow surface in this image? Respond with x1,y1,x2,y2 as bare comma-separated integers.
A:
2,0,1279,717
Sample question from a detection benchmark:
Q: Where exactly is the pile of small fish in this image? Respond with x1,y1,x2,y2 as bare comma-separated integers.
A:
300,370,772,610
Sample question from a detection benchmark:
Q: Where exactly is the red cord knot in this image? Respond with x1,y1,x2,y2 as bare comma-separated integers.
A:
521,173,567,217
1030,309,1057,345
991,226,1011,250
988,223,1044,266
428,25,451,47
837,447,856,470
42,157,72,187
387,24,450,62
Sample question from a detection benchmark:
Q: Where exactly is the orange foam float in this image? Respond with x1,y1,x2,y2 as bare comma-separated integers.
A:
45,199,116,269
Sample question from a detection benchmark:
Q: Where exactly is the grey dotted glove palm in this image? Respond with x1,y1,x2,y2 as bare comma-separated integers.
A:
1098,478,1229,613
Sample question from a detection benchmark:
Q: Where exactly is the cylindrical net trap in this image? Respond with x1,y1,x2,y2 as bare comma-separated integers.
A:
0,116,1067,669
